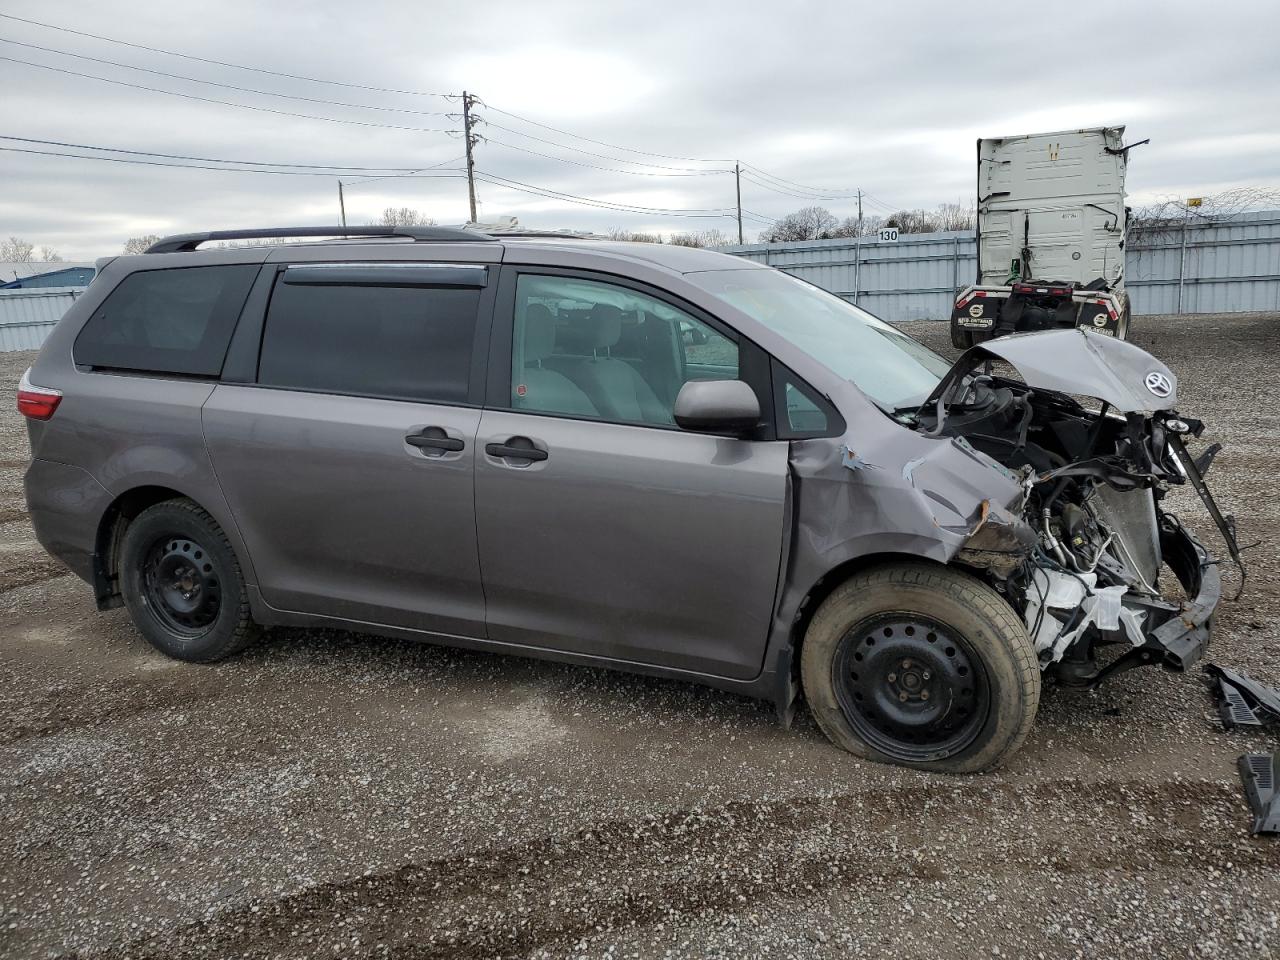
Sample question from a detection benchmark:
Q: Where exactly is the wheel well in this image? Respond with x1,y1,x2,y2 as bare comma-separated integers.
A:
788,553,950,658
92,485,190,609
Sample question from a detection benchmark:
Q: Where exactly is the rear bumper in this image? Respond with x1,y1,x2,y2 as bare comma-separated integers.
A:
23,457,112,584
951,286,1127,339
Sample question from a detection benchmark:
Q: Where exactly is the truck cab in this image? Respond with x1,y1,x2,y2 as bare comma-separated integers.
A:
952,126,1136,347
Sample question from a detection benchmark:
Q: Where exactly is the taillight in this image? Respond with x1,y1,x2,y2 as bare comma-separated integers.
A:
16,368,62,420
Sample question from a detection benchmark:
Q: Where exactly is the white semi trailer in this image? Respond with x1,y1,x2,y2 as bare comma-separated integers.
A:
951,126,1142,348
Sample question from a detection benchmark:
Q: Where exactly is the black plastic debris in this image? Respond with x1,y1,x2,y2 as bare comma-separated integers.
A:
1205,664,1280,729
1238,753,1280,835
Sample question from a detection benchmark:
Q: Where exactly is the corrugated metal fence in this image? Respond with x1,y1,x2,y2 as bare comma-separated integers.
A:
722,209,1280,322
2,212,1278,351
0,287,82,352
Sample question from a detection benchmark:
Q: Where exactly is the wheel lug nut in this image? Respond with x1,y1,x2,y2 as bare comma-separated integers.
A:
887,672,897,683
921,690,930,700
898,691,909,702
902,659,913,670
922,671,931,680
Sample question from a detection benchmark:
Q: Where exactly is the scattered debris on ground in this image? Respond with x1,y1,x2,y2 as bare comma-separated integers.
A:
3,313,1280,959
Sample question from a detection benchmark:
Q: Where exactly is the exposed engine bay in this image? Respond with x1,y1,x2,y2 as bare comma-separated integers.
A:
910,329,1241,686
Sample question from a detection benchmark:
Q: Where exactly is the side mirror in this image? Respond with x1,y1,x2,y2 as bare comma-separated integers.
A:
673,379,760,436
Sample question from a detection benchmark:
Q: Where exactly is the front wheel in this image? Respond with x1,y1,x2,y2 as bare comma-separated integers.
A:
119,499,257,663
800,562,1040,774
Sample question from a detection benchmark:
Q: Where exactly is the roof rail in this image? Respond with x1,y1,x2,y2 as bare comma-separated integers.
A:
143,226,494,254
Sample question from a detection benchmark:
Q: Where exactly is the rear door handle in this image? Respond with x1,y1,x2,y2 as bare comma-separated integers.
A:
485,440,548,462
406,429,464,454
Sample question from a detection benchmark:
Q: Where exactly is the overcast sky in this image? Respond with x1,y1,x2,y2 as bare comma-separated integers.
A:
2,0,1278,259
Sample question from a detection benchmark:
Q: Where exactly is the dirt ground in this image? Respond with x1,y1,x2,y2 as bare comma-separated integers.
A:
2,313,1278,960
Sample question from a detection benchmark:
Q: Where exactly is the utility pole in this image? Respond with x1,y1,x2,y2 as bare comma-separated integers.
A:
734,163,743,244
337,180,347,230
462,90,478,224
853,189,864,304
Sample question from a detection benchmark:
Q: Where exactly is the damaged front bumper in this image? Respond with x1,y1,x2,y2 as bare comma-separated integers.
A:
1029,516,1221,686
1126,517,1220,672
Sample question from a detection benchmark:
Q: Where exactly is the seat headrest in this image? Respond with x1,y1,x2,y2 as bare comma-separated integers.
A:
585,303,623,349
523,303,557,362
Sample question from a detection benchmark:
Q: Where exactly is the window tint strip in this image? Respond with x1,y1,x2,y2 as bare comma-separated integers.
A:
282,263,488,288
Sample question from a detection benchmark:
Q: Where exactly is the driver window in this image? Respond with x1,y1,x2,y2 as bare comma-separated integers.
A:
511,274,737,425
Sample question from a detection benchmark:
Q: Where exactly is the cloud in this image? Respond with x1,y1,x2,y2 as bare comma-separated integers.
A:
0,0,1276,256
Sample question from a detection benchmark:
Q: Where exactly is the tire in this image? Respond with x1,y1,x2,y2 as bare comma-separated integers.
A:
1116,301,1132,341
119,498,257,663
800,562,1040,774
950,324,974,351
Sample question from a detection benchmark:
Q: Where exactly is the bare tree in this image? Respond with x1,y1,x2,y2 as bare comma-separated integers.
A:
372,207,435,227
669,228,730,248
882,209,936,233
123,235,162,255
38,246,62,262
606,229,663,243
933,202,976,232
829,214,885,238
759,206,840,242
1129,187,1280,245
0,237,36,262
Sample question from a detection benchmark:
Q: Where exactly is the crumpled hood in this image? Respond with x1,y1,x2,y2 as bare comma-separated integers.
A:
930,328,1178,414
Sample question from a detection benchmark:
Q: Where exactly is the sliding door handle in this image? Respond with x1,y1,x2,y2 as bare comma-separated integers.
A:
485,441,548,462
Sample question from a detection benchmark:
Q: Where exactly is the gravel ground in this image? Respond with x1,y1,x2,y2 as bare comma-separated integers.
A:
1,313,1278,960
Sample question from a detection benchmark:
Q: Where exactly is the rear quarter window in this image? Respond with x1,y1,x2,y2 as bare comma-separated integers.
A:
74,264,258,376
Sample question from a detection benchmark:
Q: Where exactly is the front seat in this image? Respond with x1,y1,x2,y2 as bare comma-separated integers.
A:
513,304,599,417
557,304,671,424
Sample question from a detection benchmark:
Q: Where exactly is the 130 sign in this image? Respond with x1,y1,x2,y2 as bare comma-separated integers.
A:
878,227,899,243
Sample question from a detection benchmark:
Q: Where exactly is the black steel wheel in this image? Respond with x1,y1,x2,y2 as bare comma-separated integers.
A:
141,536,222,635
833,615,991,763
119,498,257,663
800,562,1040,774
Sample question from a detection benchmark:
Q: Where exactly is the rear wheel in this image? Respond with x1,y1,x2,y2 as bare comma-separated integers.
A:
1116,301,1132,341
800,562,1040,773
119,499,257,663
950,324,974,350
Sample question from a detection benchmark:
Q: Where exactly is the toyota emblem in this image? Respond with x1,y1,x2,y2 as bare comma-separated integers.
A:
1144,371,1173,398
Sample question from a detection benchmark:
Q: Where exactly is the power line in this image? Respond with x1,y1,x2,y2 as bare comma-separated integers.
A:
0,145,465,179
0,12,453,98
0,11,896,223
479,120,727,174
483,136,732,178
739,171,850,201
475,170,737,218
479,102,732,165
0,135,454,172
0,36,454,117
0,56,461,135
340,156,467,184
739,161,862,198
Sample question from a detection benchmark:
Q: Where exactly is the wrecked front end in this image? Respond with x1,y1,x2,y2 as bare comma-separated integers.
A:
913,329,1238,686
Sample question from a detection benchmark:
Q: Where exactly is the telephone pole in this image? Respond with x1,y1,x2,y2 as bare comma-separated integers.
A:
853,189,864,305
462,90,478,224
337,180,347,230
734,163,743,244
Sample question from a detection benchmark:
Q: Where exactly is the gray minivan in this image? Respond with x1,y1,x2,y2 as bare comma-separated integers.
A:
20,226,1233,773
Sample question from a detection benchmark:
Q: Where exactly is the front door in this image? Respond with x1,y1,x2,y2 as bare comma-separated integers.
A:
203,262,492,637
474,271,790,680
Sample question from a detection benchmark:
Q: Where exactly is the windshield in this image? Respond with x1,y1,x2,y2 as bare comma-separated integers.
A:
688,268,952,409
